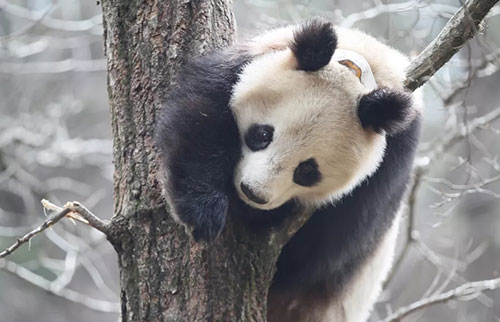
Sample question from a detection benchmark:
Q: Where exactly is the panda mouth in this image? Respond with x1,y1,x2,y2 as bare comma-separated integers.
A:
238,187,294,211
245,199,279,210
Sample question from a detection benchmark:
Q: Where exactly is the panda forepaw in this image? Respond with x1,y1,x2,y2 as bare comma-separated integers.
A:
358,88,414,135
174,190,229,242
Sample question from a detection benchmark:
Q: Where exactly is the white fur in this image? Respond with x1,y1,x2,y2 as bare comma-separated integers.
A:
231,26,406,210
246,26,294,56
338,209,401,322
234,25,413,322
247,25,410,88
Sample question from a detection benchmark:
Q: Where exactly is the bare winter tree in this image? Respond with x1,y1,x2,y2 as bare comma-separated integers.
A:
1,0,500,321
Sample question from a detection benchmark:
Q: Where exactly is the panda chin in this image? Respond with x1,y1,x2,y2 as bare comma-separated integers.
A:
239,184,344,211
240,196,278,211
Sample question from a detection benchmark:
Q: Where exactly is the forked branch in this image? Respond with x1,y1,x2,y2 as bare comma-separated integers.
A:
0,200,109,259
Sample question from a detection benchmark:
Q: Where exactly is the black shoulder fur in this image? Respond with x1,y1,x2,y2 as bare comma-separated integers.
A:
155,48,250,241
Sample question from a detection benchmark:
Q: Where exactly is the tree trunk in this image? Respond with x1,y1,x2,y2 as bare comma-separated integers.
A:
101,1,305,321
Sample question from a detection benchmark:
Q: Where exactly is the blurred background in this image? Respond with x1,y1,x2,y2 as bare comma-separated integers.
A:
0,0,499,321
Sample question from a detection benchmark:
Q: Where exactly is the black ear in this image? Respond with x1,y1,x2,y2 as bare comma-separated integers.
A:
290,19,337,72
358,88,414,135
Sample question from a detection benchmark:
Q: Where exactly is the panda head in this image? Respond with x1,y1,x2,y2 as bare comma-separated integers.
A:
231,20,413,210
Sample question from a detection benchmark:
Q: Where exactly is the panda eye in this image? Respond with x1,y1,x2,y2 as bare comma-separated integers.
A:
245,124,274,151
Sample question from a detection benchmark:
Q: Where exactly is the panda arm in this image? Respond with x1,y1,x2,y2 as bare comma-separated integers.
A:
155,50,250,242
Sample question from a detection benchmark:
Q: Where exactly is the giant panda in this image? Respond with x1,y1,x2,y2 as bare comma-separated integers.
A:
156,20,422,322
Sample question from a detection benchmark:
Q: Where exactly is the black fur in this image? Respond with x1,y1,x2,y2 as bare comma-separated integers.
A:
290,20,337,72
244,124,274,151
155,48,251,242
269,118,421,307
155,21,421,320
358,88,414,135
293,158,322,187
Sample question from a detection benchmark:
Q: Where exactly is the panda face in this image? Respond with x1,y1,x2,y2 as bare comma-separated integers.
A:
231,48,387,210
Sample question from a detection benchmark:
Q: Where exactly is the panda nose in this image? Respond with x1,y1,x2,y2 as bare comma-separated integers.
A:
240,182,268,205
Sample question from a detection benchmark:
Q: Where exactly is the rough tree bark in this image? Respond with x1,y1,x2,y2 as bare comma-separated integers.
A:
101,1,310,321
99,0,499,321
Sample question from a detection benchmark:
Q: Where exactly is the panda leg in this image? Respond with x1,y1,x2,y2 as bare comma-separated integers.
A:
167,157,234,242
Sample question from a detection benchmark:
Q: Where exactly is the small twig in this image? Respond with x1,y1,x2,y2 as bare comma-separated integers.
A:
405,0,500,91
41,199,110,234
380,277,500,322
0,0,102,32
0,208,71,259
0,200,110,259
421,106,500,172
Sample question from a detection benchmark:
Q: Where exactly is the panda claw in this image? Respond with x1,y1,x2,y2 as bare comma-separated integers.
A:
175,190,229,243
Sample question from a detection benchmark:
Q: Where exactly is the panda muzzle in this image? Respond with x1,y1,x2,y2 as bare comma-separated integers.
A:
240,182,268,205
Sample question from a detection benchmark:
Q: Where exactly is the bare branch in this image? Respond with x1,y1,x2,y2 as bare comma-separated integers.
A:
0,0,102,32
41,199,110,235
405,0,500,91
341,1,458,28
384,103,500,288
0,258,120,313
0,58,106,74
0,208,71,259
423,105,500,168
380,277,500,322
0,200,110,259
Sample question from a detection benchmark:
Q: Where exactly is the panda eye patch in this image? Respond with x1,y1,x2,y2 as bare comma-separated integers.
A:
245,124,274,151
293,158,321,187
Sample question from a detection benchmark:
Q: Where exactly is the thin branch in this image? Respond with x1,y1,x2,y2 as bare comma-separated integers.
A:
341,1,458,28
0,200,110,259
384,105,500,287
405,0,500,91
0,2,52,42
41,199,110,235
424,105,500,168
0,58,106,74
0,0,102,32
380,277,500,322
0,208,71,259
0,258,120,313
